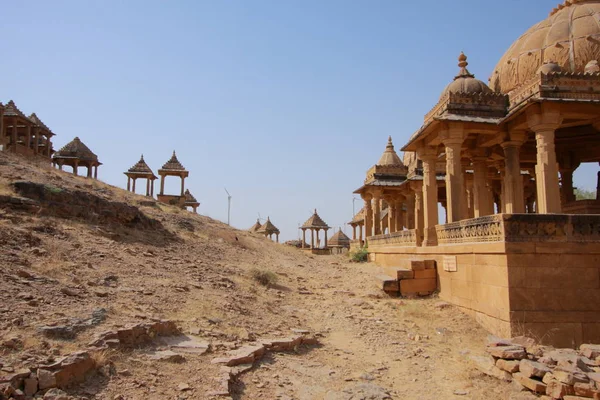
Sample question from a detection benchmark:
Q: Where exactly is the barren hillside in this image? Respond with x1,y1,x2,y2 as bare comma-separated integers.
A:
0,152,514,400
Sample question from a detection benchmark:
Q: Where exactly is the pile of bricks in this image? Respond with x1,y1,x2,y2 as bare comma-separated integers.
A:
376,260,437,297
472,336,600,399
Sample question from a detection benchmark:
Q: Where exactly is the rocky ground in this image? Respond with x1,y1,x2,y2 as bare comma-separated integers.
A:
0,152,515,399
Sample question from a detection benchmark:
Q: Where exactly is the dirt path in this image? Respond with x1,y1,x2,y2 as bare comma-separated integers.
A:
231,255,513,400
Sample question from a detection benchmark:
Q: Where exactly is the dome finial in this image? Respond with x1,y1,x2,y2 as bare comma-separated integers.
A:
455,52,475,80
458,52,468,68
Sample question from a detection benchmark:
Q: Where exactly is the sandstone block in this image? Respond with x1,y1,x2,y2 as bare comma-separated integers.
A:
375,275,398,293
24,376,38,396
470,355,512,381
424,260,436,269
414,269,437,279
513,373,547,394
520,359,551,379
574,382,599,398
496,359,520,373
487,345,527,360
410,261,425,271
400,278,436,295
545,378,575,399
553,367,590,385
396,269,414,280
37,369,56,390
581,344,600,360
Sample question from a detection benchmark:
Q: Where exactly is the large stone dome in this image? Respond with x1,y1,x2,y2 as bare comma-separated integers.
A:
490,0,600,94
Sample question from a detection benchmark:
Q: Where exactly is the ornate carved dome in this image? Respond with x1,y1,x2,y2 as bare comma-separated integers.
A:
490,0,600,94
440,52,492,98
377,136,403,166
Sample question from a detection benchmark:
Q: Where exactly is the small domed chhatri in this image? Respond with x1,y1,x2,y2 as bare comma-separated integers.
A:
490,0,600,94
377,136,403,166
441,52,492,97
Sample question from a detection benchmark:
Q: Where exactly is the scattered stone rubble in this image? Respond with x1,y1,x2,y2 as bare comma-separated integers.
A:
471,335,600,399
208,330,319,398
0,320,181,399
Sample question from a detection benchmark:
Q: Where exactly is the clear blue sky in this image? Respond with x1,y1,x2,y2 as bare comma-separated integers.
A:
3,0,596,240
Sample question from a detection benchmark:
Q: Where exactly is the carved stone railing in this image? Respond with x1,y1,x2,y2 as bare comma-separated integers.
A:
367,229,417,247
436,215,504,245
435,214,600,245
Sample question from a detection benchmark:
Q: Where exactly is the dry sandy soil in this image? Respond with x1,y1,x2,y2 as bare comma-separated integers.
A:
0,152,516,399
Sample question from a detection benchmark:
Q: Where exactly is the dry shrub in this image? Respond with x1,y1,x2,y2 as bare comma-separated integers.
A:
251,268,278,287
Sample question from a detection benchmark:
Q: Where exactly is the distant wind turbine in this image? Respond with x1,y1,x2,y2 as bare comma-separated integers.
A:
224,188,232,225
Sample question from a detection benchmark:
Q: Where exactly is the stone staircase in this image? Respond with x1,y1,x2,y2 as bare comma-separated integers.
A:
375,260,437,297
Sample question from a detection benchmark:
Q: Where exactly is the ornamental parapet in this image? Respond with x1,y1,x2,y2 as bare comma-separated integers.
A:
368,229,417,247
435,214,600,245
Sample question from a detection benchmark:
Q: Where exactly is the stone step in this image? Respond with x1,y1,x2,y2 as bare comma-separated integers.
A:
374,274,399,295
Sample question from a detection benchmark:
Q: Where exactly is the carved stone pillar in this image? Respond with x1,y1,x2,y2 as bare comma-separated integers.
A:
464,172,474,219
472,157,493,217
87,165,92,178
395,198,404,231
33,127,39,154
414,189,424,246
362,194,373,238
352,225,357,240
180,176,185,196
324,230,328,248
420,151,439,246
160,176,165,195
443,138,465,222
501,138,526,213
406,193,415,229
528,105,562,214
132,178,137,192
373,192,382,235
310,229,315,249
127,177,131,191
388,199,397,234
560,169,576,205
358,223,363,243
11,118,17,152
73,160,79,176
302,229,306,248
26,125,31,154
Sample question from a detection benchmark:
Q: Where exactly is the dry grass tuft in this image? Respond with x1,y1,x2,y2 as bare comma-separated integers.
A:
251,268,279,287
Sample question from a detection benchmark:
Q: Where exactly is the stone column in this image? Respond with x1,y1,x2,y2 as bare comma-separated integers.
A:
533,129,561,213
464,172,474,219
352,225,356,240
395,198,404,231
11,118,17,152
151,179,155,197
528,106,562,214
73,160,79,176
324,230,328,248
414,189,424,246
33,127,39,154
45,136,51,156
26,125,31,153
146,179,150,196
385,196,396,234
127,177,131,191
420,151,439,246
359,223,363,244
310,229,315,249
302,229,306,248
472,157,493,217
160,175,165,195
132,178,137,192
501,138,526,213
180,176,185,196
373,192,382,235
406,193,415,229
363,194,373,238
443,138,465,222
58,160,63,171
316,229,320,248
87,165,92,178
